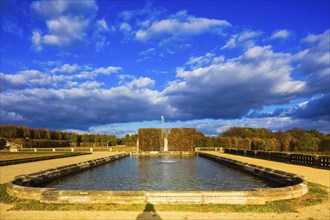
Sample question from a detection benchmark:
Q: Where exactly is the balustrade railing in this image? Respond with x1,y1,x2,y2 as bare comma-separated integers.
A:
224,148,330,169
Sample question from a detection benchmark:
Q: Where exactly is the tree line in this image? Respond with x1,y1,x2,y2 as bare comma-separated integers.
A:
1,124,329,152
196,127,330,152
0,124,137,148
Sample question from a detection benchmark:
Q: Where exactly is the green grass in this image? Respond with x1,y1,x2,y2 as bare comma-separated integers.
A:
0,182,328,213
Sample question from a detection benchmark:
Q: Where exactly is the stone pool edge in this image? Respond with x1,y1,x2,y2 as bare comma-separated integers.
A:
7,152,308,205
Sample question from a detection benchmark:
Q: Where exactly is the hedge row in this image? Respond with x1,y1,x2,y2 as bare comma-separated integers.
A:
167,128,196,151
8,138,70,148
138,128,196,151
138,128,162,151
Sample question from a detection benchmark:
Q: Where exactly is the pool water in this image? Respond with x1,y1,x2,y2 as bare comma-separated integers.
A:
45,155,273,191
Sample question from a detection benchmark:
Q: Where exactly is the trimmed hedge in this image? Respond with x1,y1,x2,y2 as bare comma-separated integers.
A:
168,128,196,151
7,138,70,148
138,128,162,151
138,128,196,151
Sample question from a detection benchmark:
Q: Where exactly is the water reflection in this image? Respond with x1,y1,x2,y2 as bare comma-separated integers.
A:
46,155,272,190
136,203,163,220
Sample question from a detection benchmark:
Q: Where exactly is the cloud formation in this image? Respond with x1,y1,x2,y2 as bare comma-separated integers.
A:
135,12,231,41
222,30,262,49
135,11,230,41
30,0,98,50
2,29,329,133
118,9,230,41
165,45,305,121
270,29,292,39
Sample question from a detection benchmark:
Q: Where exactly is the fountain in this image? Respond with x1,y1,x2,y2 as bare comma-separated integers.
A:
161,115,171,152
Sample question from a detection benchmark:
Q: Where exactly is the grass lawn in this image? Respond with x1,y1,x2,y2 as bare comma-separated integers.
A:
0,182,328,213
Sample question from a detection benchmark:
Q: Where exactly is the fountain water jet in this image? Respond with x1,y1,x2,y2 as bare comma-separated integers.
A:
161,115,171,152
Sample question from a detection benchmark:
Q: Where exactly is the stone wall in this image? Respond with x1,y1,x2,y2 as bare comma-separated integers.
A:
7,152,308,205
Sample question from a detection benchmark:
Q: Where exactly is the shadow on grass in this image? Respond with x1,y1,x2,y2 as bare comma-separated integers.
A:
136,203,163,220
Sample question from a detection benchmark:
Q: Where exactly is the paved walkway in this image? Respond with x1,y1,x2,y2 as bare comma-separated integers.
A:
202,151,330,187
0,152,123,184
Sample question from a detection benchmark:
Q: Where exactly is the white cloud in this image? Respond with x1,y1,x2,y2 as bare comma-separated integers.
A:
43,16,88,47
30,0,98,49
120,22,132,33
270,29,291,39
295,29,330,94
92,19,112,51
1,64,122,91
91,66,122,75
51,63,80,74
222,30,262,49
135,12,231,41
186,53,224,68
222,38,236,49
96,19,109,32
79,81,103,90
128,77,155,89
165,45,305,120
30,0,98,18
0,70,52,90
31,30,43,52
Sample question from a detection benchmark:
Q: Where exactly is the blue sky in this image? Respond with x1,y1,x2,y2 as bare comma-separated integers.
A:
1,0,329,136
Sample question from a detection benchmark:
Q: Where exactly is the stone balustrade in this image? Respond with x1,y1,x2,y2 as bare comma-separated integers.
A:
224,148,330,169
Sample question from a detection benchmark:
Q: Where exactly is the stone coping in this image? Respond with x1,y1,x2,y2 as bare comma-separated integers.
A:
7,152,308,205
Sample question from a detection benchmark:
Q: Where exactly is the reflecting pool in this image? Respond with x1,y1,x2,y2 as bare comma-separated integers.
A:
46,155,273,190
